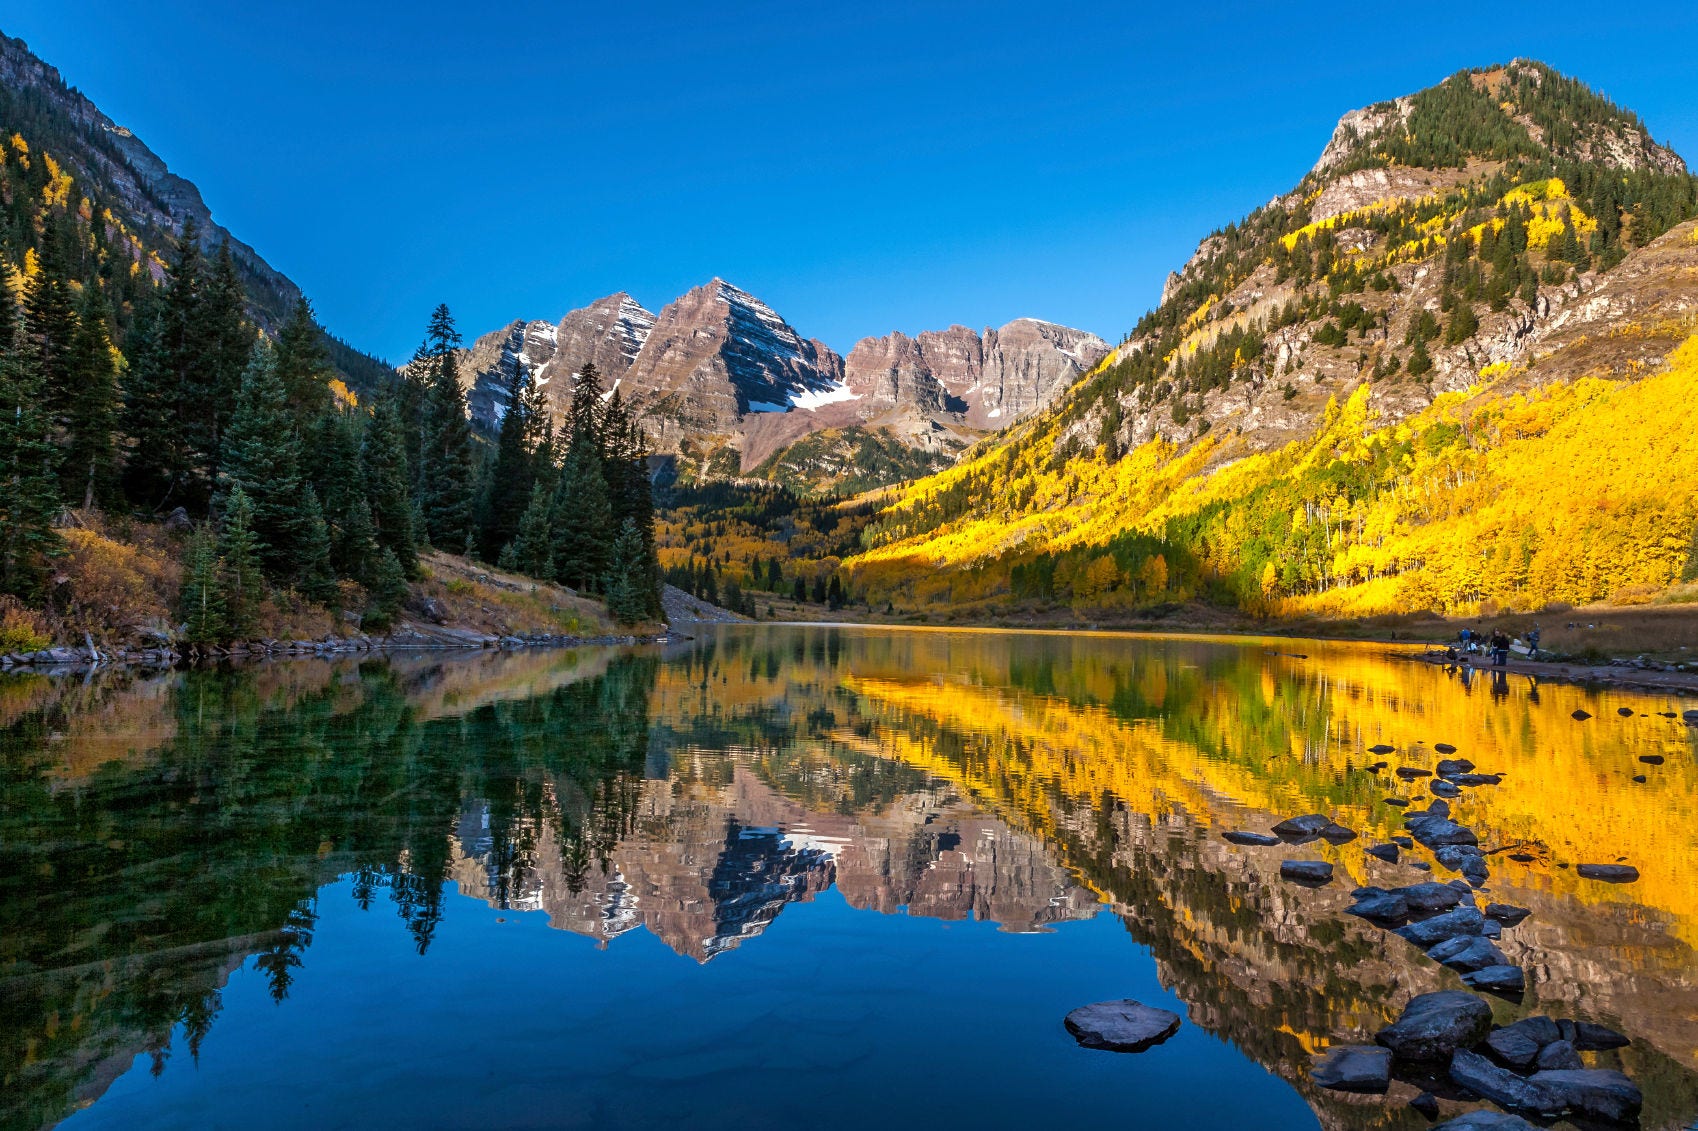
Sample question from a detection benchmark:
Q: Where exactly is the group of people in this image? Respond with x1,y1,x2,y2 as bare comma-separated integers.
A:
1455,623,1541,666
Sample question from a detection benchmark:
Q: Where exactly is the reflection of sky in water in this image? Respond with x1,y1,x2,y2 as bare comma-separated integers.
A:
7,626,1697,1131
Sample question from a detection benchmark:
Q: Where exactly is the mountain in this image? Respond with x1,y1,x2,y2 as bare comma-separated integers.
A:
461,283,1107,493
834,60,1698,618
0,30,390,384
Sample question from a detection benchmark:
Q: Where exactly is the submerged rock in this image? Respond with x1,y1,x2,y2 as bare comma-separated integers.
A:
1462,965,1526,995
1384,797,1410,807
1484,904,1530,926
1576,864,1639,883
1428,935,1508,972
1450,1049,1559,1116
1319,823,1358,844
1528,1068,1642,1122
1222,830,1281,846
1436,758,1476,775
1434,743,1458,755
1572,709,1592,720
1369,743,1397,754
1375,991,1494,1061
1272,814,1334,840
1281,860,1334,885
1398,907,1485,948
1449,773,1502,786
1063,1000,1182,1052
1397,767,1434,779
1366,843,1401,864
1639,754,1665,765
1432,1116,1537,1131
1312,1044,1392,1093
1430,779,1462,798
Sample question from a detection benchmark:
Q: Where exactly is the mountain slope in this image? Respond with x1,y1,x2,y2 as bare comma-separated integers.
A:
0,29,391,383
460,285,1107,493
844,61,1698,617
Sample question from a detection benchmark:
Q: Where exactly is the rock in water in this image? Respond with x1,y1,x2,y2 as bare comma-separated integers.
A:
1410,1091,1439,1119
1346,890,1410,924
1434,743,1458,754
1397,766,1434,779
1222,830,1281,846
1366,843,1400,863
1436,758,1476,775
1572,1021,1630,1050
1430,779,1461,798
1528,1068,1643,1123
1484,903,1531,926
1375,991,1494,1061
1272,813,1334,838
1572,709,1592,720
1427,935,1507,972
1398,881,1469,913
1535,1039,1582,1070
1063,1000,1182,1052
1484,1026,1543,1070
1576,864,1639,883
1461,965,1526,995
1639,754,1664,764
1280,860,1334,885
1369,743,1397,754
1312,1045,1392,1093
1433,1116,1538,1131
1449,1049,1560,1116
1397,907,1485,948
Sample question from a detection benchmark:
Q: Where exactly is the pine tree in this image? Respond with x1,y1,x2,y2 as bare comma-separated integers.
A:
550,429,612,590
274,295,331,425
123,220,203,510
566,361,603,449
23,226,77,430
219,486,265,638
602,518,649,625
218,344,305,579
0,295,62,598
477,361,536,560
363,546,407,633
296,486,337,606
508,480,555,579
177,526,227,645
306,406,365,574
1443,303,1479,346
62,284,121,508
191,241,253,479
415,304,475,550
360,392,417,575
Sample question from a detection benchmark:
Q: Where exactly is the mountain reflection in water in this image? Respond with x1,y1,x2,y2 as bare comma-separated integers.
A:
3,627,1696,1131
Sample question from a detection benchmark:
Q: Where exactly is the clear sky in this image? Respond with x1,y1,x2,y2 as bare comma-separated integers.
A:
6,1,1697,360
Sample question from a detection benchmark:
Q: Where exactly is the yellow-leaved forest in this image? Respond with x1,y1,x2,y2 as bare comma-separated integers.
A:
849,329,1698,618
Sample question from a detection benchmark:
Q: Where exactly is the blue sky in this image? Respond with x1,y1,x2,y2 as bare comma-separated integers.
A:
6,1,1697,360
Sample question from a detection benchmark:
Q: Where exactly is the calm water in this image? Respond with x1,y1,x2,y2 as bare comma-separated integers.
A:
3,627,1697,1131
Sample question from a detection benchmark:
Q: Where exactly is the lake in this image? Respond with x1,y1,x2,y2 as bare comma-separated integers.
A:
3,626,1696,1130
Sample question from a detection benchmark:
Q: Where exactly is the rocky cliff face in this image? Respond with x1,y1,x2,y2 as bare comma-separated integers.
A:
461,283,1106,492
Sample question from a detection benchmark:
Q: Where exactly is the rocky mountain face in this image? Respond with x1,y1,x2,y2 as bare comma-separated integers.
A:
461,281,1107,491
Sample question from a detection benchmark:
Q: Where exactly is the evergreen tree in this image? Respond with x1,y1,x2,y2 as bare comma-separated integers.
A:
123,220,204,510
296,486,338,605
550,429,612,590
23,227,77,429
415,304,475,550
1408,336,1434,377
274,295,331,425
362,546,407,632
1443,303,1479,346
602,518,650,625
62,284,121,508
190,241,253,479
0,295,61,598
566,361,603,449
508,480,555,579
360,392,417,575
306,406,366,575
177,526,226,645
477,361,536,560
219,486,264,638
217,344,305,579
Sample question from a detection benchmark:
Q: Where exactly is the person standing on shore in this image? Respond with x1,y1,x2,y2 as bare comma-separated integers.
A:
1489,629,1510,667
1526,623,1541,660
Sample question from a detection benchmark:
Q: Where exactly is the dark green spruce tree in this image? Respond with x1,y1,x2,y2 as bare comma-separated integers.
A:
218,486,265,638
415,304,475,551
0,291,62,598
62,284,121,508
477,361,537,561
274,295,332,426
360,391,417,576
550,427,612,591
218,344,306,580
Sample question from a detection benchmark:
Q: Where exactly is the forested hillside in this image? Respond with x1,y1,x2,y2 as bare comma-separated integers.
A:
840,62,1698,621
0,32,662,649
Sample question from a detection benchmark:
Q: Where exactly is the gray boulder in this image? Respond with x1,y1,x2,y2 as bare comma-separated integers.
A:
1272,814,1333,839
1311,1044,1392,1093
1397,907,1485,948
1430,779,1462,798
1407,812,1479,848
1222,831,1281,846
1576,864,1639,883
1528,1068,1642,1123
1436,758,1476,775
1462,965,1526,994
1063,1000,1182,1052
1572,1021,1630,1050
1375,991,1493,1061
1366,843,1400,864
1484,903,1530,926
1281,860,1334,885
1483,1026,1542,1070
1535,1039,1582,1070
1347,890,1410,924
1504,1016,1562,1046
1450,1049,1562,1115
1398,882,1469,913
1428,935,1507,972
1397,766,1434,779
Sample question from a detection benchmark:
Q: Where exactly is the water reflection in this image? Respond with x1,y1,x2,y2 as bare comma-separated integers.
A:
2,628,1696,1131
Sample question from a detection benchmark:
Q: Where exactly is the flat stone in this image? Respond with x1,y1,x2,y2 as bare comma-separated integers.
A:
1392,836,1414,848
1319,823,1358,844
1504,1016,1562,1047
1572,1021,1630,1051
1432,1116,1537,1131
1576,864,1639,883
1461,965,1526,995
1312,1044,1392,1093
1063,1000,1182,1052
1369,743,1397,754
1434,743,1458,754
1281,860,1334,885
1347,891,1410,924
1427,935,1507,972
1398,908,1485,948
1448,773,1502,786
1436,758,1476,775
1430,779,1461,798
1366,843,1400,863
1451,1049,1561,1115
1398,882,1469,913
1222,831,1281,846
1633,774,1648,783
1484,903,1530,926
1272,813,1334,838
1384,797,1410,807
1484,1026,1543,1070
1535,1039,1582,1070
1639,754,1664,765
1406,813,1479,849
1528,1068,1642,1123
1397,766,1434,779
1571,709,1592,720
1481,919,1502,939
1375,991,1494,1061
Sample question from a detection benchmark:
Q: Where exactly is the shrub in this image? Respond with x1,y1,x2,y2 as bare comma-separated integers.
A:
0,598,51,653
